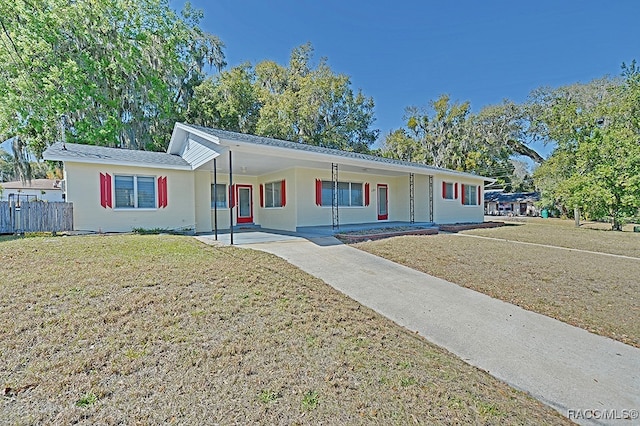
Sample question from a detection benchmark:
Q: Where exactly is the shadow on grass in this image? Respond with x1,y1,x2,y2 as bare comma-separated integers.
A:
0,232,63,242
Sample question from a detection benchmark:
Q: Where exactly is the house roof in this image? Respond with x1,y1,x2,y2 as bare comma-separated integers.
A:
1,179,63,190
43,142,192,170
484,191,540,203
42,124,493,182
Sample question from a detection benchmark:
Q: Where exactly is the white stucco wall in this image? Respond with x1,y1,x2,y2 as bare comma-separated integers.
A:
194,170,213,233
64,162,196,233
256,169,297,232
432,175,484,224
294,167,403,228
65,160,486,234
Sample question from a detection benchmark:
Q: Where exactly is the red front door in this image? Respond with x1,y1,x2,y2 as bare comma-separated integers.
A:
236,185,253,223
377,184,388,220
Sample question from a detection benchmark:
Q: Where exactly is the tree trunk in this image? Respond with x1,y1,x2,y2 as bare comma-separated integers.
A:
611,216,623,231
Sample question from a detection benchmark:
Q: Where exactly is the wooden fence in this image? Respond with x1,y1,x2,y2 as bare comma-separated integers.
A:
0,201,73,234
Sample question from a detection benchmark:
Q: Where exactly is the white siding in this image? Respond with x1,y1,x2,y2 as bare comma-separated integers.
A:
180,137,218,170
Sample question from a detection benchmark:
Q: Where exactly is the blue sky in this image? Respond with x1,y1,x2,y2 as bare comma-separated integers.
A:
181,1,639,157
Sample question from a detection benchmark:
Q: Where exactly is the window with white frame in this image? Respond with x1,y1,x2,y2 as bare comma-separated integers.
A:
114,175,155,208
462,184,478,205
211,183,227,208
321,181,363,206
264,180,283,208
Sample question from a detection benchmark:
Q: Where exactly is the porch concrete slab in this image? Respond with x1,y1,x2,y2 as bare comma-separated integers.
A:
241,237,640,426
196,231,305,246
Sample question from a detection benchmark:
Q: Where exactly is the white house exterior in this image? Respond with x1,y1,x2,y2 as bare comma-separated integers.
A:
0,179,65,202
484,190,540,217
43,123,491,233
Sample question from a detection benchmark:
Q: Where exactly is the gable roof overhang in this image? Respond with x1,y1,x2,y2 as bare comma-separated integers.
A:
43,142,192,170
169,123,494,182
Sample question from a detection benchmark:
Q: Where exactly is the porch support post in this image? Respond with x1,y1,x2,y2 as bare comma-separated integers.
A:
331,163,339,229
428,175,434,223
229,150,234,245
213,158,218,240
409,173,415,223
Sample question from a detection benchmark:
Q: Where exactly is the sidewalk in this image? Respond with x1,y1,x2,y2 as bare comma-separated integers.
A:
234,235,640,426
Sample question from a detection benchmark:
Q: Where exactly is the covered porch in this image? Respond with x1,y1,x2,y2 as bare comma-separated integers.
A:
197,221,437,245
169,124,437,236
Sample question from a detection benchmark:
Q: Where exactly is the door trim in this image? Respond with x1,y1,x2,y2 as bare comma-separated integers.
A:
377,184,388,220
236,184,253,223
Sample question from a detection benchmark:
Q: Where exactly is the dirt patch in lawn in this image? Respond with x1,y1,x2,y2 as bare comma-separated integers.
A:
0,235,568,425
355,229,640,348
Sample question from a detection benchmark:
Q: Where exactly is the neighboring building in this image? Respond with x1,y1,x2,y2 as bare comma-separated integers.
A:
484,190,540,216
0,179,65,203
43,123,491,233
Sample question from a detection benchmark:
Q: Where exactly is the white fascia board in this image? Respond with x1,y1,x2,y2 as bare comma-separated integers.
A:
55,158,192,171
169,123,228,170
170,123,222,152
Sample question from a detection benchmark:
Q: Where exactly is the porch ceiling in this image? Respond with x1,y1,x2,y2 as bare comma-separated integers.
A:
197,146,410,177
171,123,487,180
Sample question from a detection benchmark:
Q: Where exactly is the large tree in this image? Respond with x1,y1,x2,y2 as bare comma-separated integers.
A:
0,149,15,182
381,95,539,190
186,64,260,133
0,0,224,175
188,43,379,152
532,70,640,229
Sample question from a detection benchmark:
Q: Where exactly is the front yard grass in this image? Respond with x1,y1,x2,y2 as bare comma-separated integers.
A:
468,217,640,258
355,221,640,348
0,235,568,425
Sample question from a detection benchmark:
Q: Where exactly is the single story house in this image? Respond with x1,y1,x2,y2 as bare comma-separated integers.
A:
42,123,491,234
0,179,65,202
484,190,540,216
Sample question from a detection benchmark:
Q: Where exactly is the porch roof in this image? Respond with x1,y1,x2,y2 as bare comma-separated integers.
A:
43,124,493,182
169,123,493,181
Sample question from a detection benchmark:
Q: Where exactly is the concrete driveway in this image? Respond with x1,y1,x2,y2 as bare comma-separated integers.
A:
229,234,640,426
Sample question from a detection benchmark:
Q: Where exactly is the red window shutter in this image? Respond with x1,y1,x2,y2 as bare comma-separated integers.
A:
281,180,286,207
105,173,112,208
454,182,459,200
315,179,322,206
477,185,481,205
364,183,370,206
461,184,466,205
157,176,167,208
259,184,264,207
229,184,236,208
442,181,446,198
99,173,106,208
163,177,168,208
100,173,112,208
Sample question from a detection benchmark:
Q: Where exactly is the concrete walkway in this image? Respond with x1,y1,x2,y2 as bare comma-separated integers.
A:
198,234,640,425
